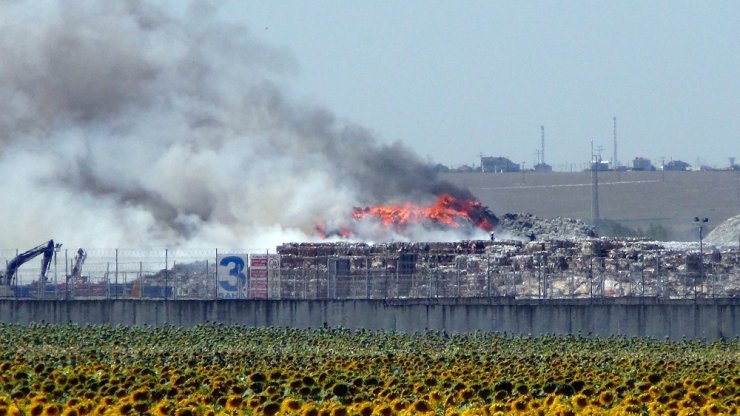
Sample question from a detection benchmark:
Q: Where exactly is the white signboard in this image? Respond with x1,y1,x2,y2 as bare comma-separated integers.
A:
217,254,249,299
249,254,269,299
248,254,280,299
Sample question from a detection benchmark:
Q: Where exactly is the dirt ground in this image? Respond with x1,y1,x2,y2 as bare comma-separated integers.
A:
442,170,740,241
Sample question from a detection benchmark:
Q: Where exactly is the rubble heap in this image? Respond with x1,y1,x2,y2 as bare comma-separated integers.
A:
273,238,739,299
495,212,597,241
123,238,738,301
705,214,740,248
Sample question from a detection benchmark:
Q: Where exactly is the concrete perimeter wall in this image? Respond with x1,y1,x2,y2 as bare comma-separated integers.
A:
1,298,737,340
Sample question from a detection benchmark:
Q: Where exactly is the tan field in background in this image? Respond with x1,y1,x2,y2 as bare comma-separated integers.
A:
443,170,740,241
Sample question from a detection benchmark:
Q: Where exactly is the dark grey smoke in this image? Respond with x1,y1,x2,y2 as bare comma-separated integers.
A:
0,0,478,248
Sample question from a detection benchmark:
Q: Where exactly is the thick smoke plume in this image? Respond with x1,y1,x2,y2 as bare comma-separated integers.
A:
0,0,478,250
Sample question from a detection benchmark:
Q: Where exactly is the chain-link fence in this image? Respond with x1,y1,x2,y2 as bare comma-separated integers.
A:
2,245,739,300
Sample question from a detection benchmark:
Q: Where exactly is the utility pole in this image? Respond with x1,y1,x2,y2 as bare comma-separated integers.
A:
540,125,545,165
521,161,526,183
660,156,666,182
591,141,601,227
612,117,618,170
693,217,709,300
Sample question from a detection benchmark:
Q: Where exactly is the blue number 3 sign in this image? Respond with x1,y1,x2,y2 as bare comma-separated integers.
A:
218,256,247,293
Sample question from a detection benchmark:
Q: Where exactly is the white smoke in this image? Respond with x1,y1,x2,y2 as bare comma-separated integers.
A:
0,0,479,250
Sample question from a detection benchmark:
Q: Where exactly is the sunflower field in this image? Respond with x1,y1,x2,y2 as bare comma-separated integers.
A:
0,323,736,416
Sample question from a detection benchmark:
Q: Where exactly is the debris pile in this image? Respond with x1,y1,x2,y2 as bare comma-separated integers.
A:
705,215,740,248
57,234,738,300
275,238,739,299
495,212,597,241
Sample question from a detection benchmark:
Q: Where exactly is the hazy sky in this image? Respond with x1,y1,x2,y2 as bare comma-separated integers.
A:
220,1,739,170
0,0,737,250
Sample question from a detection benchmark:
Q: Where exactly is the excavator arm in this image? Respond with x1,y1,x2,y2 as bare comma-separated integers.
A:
64,248,86,300
69,248,87,282
1,240,59,286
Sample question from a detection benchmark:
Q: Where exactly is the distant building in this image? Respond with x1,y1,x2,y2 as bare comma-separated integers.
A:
592,160,610,171
432,163,451,172
632,157,655,171
481,156,520,173
664,160,691,171
456,164,476,172
533,163,552,173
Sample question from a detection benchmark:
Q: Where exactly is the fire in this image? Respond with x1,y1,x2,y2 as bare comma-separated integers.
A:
317,194,498,239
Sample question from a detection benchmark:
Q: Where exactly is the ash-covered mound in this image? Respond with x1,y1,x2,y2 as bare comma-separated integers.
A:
705,214,740,247
495,212,597,241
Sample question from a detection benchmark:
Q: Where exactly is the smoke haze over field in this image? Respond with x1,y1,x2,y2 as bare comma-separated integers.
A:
0,0,479,250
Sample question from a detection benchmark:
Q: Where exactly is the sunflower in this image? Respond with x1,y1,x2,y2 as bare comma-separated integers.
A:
6,405,25,416
428,391,443,405
412,400,433,413
598,391,615,406
117,403,133,414
493,390,508,401
509,398,528,413
330,407,348,416
572,394,589,409
43,404,62,416
354,402,373,416
60,408,79,416
263,402,281,416
700,402,724,415
281,398,302,413
265,385,280,396
688,391,707,406
175,408,194,416
225,395,243,410
300,404,320,416
29,404,45,416
129,388,150,402
458,388,474,401
247,396,262,410
331,383,350,397
152,401,172,416
390,399,407,412
132,401,149,413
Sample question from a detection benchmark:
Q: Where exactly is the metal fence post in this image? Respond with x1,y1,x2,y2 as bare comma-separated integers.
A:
486,253,491,298
315,256,320,299
456,258,461,298
115,249,119,300
106,262,111,299
656,252,662,298
384,257,389,300
365,256,370,299
164,248,168,300
570,267,574,298
64,249,69,300
589,255,593,298
301,260,306,299
139,262,143,299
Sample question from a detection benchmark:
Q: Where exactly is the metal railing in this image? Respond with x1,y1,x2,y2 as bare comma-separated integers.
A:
2,247,739,300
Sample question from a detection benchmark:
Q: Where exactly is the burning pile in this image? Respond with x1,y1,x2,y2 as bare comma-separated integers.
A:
318,194,499,240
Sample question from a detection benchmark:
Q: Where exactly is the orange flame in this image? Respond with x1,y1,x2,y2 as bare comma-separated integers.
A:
318,194,498,238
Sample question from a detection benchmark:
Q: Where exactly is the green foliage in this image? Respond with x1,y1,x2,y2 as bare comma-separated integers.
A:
598,219,674,241
598,219,640,238
643,223,673,241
